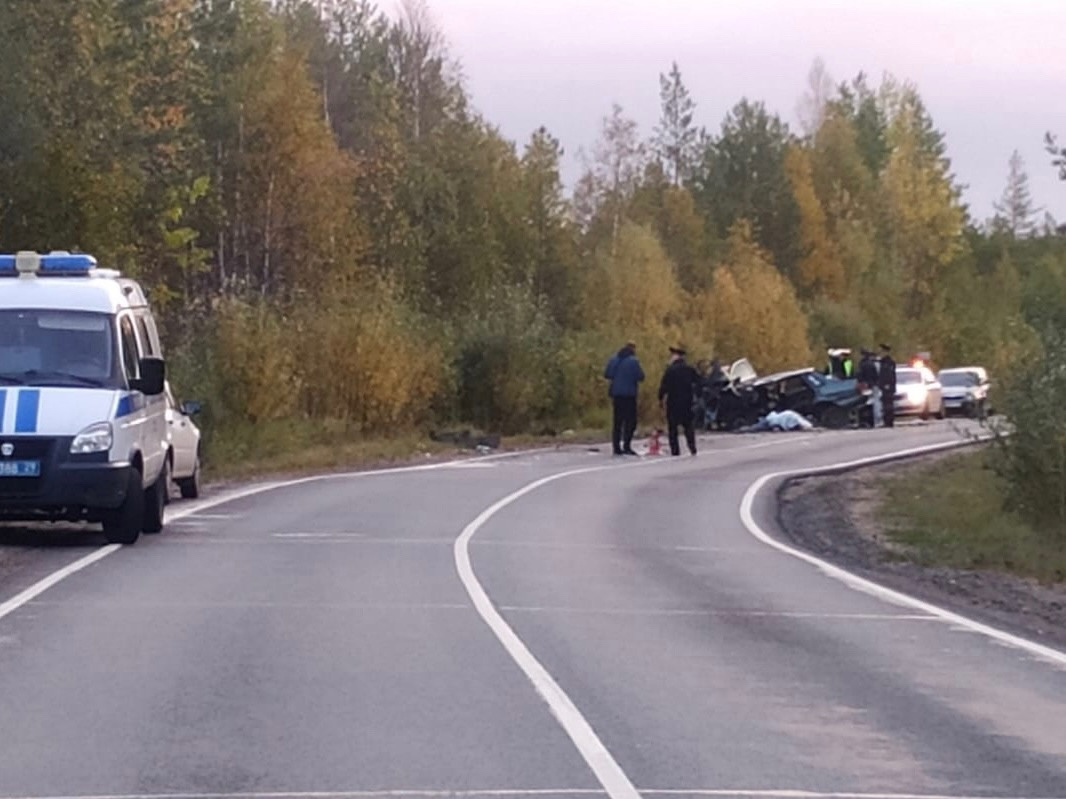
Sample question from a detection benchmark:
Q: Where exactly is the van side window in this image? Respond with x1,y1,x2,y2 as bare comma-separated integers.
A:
135,314,156,356
119,316,141,381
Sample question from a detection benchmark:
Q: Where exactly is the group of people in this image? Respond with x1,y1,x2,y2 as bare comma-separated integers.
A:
603,340,902,456
603,342,701,457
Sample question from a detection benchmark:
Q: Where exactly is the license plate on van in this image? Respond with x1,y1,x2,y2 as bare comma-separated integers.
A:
0,460,40,477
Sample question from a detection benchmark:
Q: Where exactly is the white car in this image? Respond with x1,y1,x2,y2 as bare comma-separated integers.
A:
937,367,990,418
893,366,945,420
165,384,201,499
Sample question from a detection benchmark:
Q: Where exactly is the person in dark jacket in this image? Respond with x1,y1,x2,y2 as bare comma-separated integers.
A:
604,341,644,455
878,343,897,428
658,345,701,456
856,349,880,428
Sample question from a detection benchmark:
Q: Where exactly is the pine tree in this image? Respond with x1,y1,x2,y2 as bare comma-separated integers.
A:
1045,132,1066,181
653,62,699,187
994,150,1039,237
796,57,833,136
575,104,645,254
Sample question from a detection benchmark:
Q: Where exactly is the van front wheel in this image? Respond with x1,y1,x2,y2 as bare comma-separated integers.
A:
142,459,168,534
103,467,144,545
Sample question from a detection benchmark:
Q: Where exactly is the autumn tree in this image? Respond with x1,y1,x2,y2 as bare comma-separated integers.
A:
575,104,646,254
692,99,800,276
993,150,1039,237
785,145,846,299
879,84,965,322
653,62,700,187
796,57,833,136
705,221,812,371
582,222,682,337
521,127,580,322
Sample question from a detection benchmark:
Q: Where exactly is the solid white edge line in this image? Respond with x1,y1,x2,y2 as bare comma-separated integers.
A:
454,463,644,799
0,795,1045,799
738,439,1066,669
0,544,120,623
0,434,801,630
0,450,538,626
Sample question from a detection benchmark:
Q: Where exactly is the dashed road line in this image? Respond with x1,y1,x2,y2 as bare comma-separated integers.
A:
497,606,936,621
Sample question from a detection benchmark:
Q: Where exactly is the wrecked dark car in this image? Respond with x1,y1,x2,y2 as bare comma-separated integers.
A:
713,365,868,430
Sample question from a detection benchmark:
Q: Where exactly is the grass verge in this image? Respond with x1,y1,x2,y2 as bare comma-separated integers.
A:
200,417,606,482
880,448,1066,583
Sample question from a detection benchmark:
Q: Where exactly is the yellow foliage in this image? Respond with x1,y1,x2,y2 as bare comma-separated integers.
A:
881,101,965,321
213,299,302,424
292,286,446,431
785,145,847,300
706,221,813,372
583,222,683,337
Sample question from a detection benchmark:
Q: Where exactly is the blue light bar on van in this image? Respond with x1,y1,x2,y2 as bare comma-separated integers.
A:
0,252,97,276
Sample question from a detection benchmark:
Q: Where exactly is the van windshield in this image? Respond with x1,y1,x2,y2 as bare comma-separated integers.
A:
0,309,117,388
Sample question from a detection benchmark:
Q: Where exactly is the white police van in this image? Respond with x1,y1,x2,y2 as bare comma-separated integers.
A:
0,251,170,544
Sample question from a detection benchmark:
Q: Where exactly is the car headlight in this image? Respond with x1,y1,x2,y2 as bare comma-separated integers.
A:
71,422,113,454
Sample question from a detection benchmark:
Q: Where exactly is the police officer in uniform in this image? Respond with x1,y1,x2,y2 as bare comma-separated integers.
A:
658,345,701,456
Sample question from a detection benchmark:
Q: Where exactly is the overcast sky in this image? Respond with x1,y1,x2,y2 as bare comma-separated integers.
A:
423,0,1066,222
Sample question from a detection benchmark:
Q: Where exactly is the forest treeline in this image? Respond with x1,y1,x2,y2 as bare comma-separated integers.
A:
1,0,1065,441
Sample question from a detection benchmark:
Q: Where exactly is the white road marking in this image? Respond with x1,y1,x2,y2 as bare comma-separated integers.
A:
272,532,366,539
642,792,1061,799
0,433,805,630
454,463,648,799
497,606,935,621
0,450,545,627
0,791,606,799
1,790,1055,799
739,439,1066,669
0,544,120,624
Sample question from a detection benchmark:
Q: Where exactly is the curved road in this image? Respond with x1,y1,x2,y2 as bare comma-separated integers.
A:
0,423,1063,799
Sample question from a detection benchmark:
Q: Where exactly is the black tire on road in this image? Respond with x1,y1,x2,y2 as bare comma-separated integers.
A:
818,405,850,430
179,457,201,500
935,402,945,420
920,402,930,421
102,467,144,545
142,459,167,534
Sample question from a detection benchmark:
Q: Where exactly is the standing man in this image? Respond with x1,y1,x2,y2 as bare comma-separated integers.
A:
857,349,880,428
879,343,897,428
659,345,701,456
604,341,644,456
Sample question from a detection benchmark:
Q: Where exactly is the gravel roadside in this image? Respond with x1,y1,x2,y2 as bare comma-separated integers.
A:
778,455,1066,652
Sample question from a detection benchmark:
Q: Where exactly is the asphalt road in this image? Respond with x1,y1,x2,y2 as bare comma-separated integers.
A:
0,422,1064,799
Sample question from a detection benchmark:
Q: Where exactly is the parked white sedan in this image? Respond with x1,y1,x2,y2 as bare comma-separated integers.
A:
165,383,202,499
893,366,945,420
938,367,990,418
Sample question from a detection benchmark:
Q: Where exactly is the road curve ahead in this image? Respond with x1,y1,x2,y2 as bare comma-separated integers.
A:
0,423,1064,799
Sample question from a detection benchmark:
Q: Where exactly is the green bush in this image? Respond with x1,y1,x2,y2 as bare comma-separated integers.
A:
454,284,565,434
994,326,1066,539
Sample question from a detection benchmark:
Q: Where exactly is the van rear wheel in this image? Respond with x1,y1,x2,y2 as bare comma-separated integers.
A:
103,467,144,545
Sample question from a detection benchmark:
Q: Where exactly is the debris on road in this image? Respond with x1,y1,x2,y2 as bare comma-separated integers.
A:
738,409,816,433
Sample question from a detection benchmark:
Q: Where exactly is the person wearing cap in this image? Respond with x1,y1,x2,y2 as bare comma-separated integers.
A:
658,345,701,456
878,343,897,428
604,341,645,456
857,349,880,428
